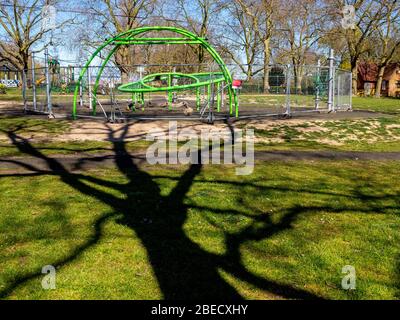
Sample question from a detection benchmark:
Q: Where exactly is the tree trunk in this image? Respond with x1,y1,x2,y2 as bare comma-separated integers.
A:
296,76,303,94
293,65,303,94
351,60,358,95
263,38,271,94
374,65,386,98
246,66,253,81
198,46,205,72
22,52,29,73
120,71,129,83
115,45,133,83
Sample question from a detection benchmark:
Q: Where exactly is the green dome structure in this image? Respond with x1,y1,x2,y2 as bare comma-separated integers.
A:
73,26,239,119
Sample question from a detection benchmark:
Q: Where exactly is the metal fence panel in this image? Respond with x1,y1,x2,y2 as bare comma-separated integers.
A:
335,69,352,111
22,59,353,120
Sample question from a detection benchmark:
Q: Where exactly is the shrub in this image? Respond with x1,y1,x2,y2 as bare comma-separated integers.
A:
0,84,7,94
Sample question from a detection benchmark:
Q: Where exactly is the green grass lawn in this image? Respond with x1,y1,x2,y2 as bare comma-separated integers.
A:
0,116,152,157
0,160,399,299
250,116,400,152
239,95,400,114
352,97,400,114
0,110,399,300
0,116,70,135
0,88,24,101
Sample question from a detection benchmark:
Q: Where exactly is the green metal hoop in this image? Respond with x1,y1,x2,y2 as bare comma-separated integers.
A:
73,26,238,118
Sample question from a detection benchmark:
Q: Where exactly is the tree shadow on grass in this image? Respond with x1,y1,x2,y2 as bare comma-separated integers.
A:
3,122,397,300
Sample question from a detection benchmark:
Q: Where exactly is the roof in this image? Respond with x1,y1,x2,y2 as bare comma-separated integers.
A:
0,62,18,72
358,62,400,82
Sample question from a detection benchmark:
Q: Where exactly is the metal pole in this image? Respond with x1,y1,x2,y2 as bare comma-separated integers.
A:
22,69,27,112
234,88,239,118
221,82,225,111
110,79,115,122
79,81,83,108
168,73,173,110
196,87,201,111
327,49,335,112
285,64,291,115
139,67,143,80
31,53,37,111
217,82,221,112
88,67,93,110
208,80,215,123
78,67,83,110
315,59,321,110
44,48,52,115
349,72,353,111
337,71,341,110
172,66,177,103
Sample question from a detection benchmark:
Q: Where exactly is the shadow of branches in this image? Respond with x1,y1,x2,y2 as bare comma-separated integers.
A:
1,122,398,300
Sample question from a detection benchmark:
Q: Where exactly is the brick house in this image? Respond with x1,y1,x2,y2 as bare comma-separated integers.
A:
357,62,400,97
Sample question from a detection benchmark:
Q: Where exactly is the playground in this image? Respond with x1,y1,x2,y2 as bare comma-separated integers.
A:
14,27,352,124
0,26,399,301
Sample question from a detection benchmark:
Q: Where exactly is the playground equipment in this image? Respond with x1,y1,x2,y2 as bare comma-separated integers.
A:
23,37,352,120
118,72,227,112
72,26,239,122
36,76,46,86
48,57,60,74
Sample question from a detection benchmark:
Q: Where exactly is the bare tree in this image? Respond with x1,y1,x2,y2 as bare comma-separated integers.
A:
235,0,276,92
218,1,263,80
324,0,389,94
276,0,325,93
0,0,73,71
371,0,400,97
82,0,157,81
162,0,225,69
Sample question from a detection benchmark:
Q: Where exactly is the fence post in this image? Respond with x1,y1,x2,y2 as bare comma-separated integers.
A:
79,79,83,108
216,82,221,112
285,64,291,115
349,72,353,111
22,69,27,112
44,48,52,115
88,67,93,110
31,53,37,111
315,59,321,110
337,71,341,109
208,78,215,123
327,49,335,112
196,87,201,111
221,81,225,111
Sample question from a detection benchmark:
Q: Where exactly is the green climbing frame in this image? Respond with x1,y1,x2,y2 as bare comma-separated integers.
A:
118,72,226,111
73,26,239,119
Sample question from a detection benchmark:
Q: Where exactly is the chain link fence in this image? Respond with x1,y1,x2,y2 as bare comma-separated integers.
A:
22,56,352,121
335,68,352,111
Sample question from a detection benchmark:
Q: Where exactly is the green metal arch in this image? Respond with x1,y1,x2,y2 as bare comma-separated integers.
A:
73,26,238,118
118,72,225,93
